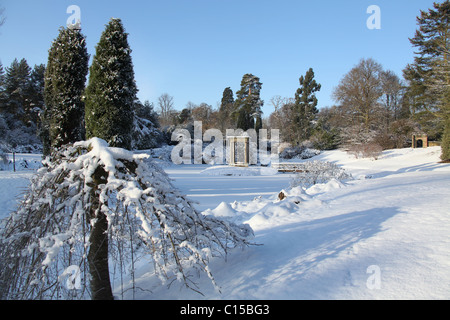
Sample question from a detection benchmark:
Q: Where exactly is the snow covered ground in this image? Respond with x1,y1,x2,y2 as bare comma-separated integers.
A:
142,146,450,300
0,153,43,220
1,146,449,299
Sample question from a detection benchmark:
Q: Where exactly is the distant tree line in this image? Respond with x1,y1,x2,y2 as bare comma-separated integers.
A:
267,1,449,161
1,1,447,161
1,21,162,155
0,58,45,152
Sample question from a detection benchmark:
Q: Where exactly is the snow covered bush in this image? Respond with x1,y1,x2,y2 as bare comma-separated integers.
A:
279,145,320,160
347,143,383,160
0,138,253,300
290,160,352,189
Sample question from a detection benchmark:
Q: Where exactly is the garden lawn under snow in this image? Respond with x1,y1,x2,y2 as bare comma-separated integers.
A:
1,146,449,299
141,146,450,299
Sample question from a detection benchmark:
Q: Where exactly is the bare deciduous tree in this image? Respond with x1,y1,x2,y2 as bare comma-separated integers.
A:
157,93,175,127
332,58,384,135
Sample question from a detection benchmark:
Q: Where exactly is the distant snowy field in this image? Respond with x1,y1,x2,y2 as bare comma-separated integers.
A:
1,147,449,299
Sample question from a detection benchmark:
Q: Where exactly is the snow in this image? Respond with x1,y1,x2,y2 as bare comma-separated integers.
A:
1,146,449,299
0,153,43,220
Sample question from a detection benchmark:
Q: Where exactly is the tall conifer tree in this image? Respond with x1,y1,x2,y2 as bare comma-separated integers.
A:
408,1,449,160
85,18,137,150
0,62,5,111
3,58,31,121
43,27,89,155
234,74,263,131
84,18,138,299
294,68,321,144
218,87,235,131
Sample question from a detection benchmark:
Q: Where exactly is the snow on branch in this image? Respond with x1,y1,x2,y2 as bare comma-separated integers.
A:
290,160,352,189
0,138,253,299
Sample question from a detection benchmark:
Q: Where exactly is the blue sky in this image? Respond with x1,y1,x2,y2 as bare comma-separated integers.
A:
0,0,438,116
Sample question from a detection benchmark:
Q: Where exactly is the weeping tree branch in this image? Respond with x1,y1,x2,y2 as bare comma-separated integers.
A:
0,138,254,300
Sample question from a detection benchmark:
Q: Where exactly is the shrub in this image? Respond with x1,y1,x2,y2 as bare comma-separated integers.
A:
347,143,383,160
279,145,320,160
290,160,352,188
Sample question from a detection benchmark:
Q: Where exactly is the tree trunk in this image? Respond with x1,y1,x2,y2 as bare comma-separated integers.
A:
88,210,113,300
88,166,114,300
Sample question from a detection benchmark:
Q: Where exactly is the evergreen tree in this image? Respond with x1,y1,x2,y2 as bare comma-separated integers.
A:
402,64,430,115
442,89,450,161
85,18,137,150
84,18,138,298
294,68,321,144
0,61,5,94
408,1,449,160
0,61,6,119
220,87,235,113
234,74,263,131
236,107,253,131
132,100,163,150
218,87,234,131
26,64,46,131
0,59,45,150
3,58,31,124
43,27,89,155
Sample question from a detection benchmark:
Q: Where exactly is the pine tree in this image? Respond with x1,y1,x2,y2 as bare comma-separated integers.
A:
26,64,45,132
408,1,449,160
0,61,5,98
442,88,450,161
3,58,31,123
234,74,263,131
43,27,89,155
85,18,137,150
294,68,321,144
0,59,45,150
0,62,6,123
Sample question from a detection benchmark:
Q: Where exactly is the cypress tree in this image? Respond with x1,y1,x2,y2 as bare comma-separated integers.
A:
220,87,235,113
218,87,235,131
43,27,89,155
84,18,137,299
85,18,137,150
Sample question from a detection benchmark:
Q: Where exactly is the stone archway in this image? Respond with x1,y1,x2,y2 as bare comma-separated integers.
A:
412,135,428,148
416,139,423,148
